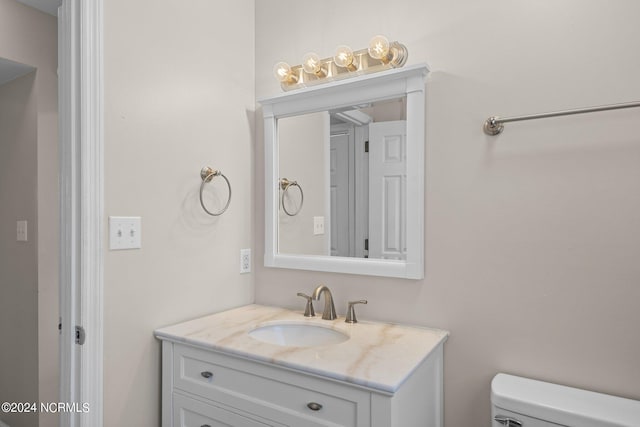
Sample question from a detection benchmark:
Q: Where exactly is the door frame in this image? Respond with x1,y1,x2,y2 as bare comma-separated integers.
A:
58,1,104,426
329,122,356,257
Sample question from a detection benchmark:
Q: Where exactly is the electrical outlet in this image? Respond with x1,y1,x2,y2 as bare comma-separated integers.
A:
109,216,142,250
240,248,251,274
313,216,325,235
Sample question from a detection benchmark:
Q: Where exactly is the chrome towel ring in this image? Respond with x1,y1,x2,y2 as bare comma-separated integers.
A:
280,178,304,216
199,166,231,216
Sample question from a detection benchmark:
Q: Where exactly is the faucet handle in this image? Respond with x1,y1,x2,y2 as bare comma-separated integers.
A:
296,293,315,317
345,300,368,323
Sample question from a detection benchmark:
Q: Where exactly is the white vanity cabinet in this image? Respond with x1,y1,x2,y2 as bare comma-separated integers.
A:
156,305,448,427
161,340,444,427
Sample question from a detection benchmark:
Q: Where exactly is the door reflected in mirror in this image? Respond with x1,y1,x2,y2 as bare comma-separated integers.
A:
278,97,407,260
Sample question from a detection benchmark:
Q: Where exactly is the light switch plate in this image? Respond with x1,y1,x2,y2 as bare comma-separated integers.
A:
17,220,27,241
313,216,325,235
109,216,142,250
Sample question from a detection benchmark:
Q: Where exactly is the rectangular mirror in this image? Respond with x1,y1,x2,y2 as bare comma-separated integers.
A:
260,65,428,279
278,97,407,259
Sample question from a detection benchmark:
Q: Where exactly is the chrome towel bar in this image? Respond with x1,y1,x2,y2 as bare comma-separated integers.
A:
484,100,640,135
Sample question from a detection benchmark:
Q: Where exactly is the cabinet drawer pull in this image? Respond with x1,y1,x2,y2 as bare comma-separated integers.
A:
307,402,323,411
200,371,213,379
201,425,212,427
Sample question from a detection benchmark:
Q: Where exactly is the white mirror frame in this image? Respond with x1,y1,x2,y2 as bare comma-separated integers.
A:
260,64,428,279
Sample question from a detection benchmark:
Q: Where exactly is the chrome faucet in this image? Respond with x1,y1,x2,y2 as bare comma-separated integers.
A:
311,285,337,320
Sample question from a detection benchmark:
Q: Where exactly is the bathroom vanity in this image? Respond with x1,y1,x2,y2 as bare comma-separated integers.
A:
155,304,448,427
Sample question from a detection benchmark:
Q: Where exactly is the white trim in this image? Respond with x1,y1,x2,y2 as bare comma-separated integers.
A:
323,112,331,256
59,1,104,426
58,3,78,426
263,104,278,266
161,341,174,427
79,1,104,426
260,65,428,279
354,124,368,259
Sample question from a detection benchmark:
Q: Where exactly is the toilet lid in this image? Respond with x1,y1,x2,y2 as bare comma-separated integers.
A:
491,374,640,427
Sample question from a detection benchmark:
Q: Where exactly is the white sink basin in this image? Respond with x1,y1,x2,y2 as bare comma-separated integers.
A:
249,322,349,347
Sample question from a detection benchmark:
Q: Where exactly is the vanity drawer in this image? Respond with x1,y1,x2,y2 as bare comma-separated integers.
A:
173,393,276,427
173,344,371,427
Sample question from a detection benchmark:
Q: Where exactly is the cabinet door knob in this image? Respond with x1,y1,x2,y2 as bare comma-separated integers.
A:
200,371,213,379
307,402,323,411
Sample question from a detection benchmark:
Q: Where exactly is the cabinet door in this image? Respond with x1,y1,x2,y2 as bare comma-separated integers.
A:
173,393,277,427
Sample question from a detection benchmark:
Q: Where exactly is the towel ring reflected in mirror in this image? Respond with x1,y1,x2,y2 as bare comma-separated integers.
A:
280,178,304,216
199,166,232,216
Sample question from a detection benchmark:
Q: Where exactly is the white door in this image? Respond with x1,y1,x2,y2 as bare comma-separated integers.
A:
368,121,407,260
329,125,355,256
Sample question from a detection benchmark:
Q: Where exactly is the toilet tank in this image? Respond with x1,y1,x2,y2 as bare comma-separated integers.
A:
491,373,640,427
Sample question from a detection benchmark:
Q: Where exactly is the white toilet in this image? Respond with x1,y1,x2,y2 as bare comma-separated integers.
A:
491,373,640,427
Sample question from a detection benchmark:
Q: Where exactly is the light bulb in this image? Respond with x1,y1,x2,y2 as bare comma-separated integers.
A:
368,35,390,61
334,45,357,70
273,61,297,83
302,52,325,76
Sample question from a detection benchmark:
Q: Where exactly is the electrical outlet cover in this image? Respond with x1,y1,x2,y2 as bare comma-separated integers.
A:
240,248,251,274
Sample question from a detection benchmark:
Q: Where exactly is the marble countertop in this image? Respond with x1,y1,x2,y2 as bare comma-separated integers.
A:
154,304,449,393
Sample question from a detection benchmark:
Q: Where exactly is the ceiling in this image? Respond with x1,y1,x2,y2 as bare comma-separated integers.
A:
0,0,59,84
16,0,61,16
0,57,35,86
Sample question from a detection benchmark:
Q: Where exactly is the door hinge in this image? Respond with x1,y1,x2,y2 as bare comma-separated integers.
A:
75,326,86,345
364,141,369,153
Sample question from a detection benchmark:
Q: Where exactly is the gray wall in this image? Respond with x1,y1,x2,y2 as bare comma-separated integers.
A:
0,72,38,427
278,111,327,255
254,1,640,426
103,1,255,425
0,1,58,427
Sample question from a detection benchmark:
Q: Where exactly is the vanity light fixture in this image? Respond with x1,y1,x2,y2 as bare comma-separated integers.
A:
273,35,408,91
334,45,358,71
301,52,327,77
273,61,298,84
368,35,390,60
368,35,407,65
